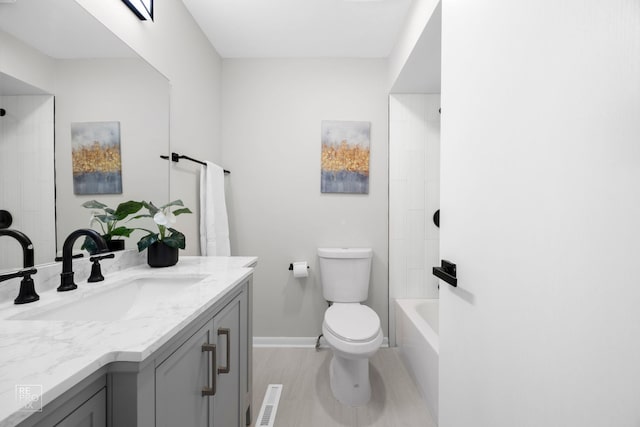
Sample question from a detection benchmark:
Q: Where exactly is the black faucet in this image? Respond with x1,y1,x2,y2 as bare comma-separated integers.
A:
0,229,39,304
58,229,108,292
0,229,34,267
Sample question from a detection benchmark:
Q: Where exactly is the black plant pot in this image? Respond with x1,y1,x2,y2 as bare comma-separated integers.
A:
106,239,125,252
86,236,126,255
147,242,179,268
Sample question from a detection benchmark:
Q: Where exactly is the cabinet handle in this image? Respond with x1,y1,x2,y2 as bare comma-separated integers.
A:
218,328,231,374
201,343,217,396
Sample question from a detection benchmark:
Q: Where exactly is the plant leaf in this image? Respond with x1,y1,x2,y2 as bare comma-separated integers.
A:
134,227,157,235
110,226,134,237
163,229,186,249
130,214,153,220
137,233,159,252
114,200,144,220
82,200,107,209
159,199,184,209
142,201,159,215
94,214,118,223
172,208,192,216
81,236,99,255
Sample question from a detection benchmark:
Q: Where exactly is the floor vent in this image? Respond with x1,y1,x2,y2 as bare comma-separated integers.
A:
257,384,283,427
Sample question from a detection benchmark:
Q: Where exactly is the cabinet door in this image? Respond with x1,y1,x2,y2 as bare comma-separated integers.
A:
156,324,212,427
54,388,106,427
213,296,242,427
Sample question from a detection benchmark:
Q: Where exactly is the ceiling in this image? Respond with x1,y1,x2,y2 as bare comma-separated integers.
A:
181,0,414,58
0,0,439,91
0,0,135,59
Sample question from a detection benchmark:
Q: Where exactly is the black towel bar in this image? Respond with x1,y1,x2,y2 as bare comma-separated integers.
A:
160,152,230,174
432,260,457,287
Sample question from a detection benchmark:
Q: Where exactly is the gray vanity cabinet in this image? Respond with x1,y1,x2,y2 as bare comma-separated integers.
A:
15,275,252,427
212,293,243,427
54,388,106,427
20,374,107,427
155,325,210,426
155,289,246,427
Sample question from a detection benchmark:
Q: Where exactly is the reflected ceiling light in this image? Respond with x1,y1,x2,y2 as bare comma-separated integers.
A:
122,0,153,21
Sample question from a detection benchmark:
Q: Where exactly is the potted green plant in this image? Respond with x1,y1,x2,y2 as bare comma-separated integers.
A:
82,200,144,253
134,200,192,267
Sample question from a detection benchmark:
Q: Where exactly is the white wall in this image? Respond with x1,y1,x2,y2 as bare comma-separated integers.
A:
0,95,55,269
76,0,223,255
440,0,640,425
388,0,440,90
0,30,55,94
221,59,389,339
388,94,440,345
54,58,170,251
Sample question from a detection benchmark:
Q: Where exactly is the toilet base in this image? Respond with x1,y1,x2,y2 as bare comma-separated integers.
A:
329,354,371,406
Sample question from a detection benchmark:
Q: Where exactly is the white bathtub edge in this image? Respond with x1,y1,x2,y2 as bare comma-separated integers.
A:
395,298,439,424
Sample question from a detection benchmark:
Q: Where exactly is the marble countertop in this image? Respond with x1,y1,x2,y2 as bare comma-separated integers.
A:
0,256,257,427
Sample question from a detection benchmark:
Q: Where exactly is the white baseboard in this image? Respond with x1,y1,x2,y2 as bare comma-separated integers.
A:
253,336,389,348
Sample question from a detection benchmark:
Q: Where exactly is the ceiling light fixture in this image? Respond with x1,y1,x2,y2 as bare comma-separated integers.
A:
122,0,153,21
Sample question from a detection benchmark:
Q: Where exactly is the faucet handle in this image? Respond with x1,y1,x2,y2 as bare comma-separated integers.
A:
15,269,39,305
87,253,115,283
0,268,40,305
54,253,84,262
0,267,36,283
89,253,115,262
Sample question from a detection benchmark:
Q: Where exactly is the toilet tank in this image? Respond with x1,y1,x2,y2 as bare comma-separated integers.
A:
317,248,373,303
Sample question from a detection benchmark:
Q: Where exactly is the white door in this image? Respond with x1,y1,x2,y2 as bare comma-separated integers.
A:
439,1,640,426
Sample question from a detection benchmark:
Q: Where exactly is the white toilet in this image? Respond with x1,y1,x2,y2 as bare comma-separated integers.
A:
317,247,383,406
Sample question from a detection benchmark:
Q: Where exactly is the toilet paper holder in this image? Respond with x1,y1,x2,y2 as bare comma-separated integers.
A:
288,263,310,271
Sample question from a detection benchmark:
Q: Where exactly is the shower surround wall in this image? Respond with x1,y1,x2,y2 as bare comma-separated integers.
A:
0,95,55,270
389,94,440,345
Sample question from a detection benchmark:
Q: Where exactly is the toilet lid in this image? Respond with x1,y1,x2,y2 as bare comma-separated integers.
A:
324,304,380,342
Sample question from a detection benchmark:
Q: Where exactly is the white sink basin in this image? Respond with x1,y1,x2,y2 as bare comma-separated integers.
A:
8,275,210,322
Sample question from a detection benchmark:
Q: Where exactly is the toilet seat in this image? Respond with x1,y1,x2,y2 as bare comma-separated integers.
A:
324,303,380,342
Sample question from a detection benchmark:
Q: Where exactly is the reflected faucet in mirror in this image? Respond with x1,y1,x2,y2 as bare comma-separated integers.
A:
58,229,108,292
0,229,39,304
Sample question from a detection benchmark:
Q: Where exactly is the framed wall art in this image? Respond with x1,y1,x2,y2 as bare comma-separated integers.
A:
320,120,370,194
71,121,123,195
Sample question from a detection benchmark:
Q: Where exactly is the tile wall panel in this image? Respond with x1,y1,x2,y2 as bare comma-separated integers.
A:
389,94,441,343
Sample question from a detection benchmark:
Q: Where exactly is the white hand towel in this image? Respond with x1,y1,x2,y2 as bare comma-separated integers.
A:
199,162,230,256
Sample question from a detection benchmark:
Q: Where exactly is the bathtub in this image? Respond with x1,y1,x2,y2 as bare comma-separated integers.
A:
395,299,439,423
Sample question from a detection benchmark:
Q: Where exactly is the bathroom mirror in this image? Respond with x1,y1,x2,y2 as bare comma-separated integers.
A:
0,0,170,271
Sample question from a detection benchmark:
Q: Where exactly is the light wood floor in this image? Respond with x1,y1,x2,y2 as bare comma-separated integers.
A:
250,347,437,427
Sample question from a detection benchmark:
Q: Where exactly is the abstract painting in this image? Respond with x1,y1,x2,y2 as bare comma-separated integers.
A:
71,121,122,195
321,120,370,194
